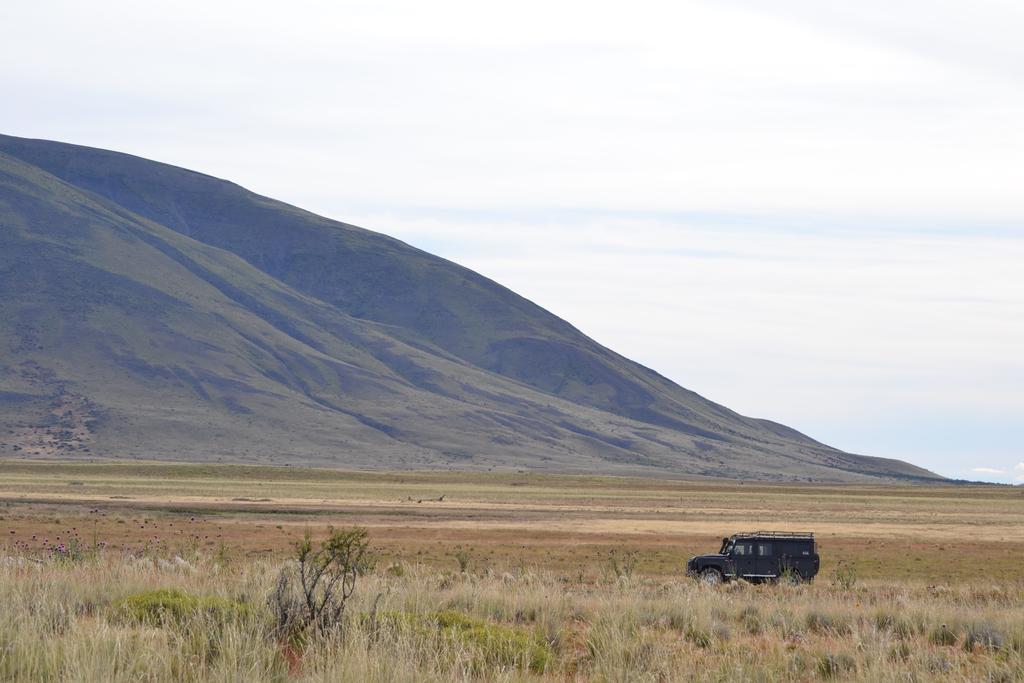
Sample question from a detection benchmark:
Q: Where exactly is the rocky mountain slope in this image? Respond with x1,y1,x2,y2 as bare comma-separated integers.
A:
0,134,940,481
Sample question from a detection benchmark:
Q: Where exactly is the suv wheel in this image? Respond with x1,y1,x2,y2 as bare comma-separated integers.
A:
700,568,722,585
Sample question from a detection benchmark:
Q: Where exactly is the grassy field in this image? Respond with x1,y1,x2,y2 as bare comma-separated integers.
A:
1,460,1023,681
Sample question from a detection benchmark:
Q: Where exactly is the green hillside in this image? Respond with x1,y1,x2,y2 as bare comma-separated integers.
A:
0,134,940,482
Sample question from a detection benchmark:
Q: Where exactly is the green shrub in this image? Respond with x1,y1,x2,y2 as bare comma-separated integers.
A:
113,588,250,626
363,610,552,673
433,610,553,672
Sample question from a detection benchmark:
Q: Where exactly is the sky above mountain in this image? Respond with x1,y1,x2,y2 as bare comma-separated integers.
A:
2,0,1021,481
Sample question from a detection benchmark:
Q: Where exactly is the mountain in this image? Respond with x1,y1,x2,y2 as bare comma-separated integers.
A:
0,133,940,482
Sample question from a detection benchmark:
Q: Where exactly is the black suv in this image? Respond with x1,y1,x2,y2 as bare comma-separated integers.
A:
686,531,819,584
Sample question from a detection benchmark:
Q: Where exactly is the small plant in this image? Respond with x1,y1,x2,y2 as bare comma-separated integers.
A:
50,537,86,564
830,562,857,590
453,547,472,573
963,623,1004,651
778,566,803,585
606,549,640,579
271,526,370,639
874,610,917,639
929,623,958,646
113,588,250,626
925,654,953,674
805,610,850,635
888,641,912,662
739,605,763,635
215,539,231,566
178,534,202,560
683,624,712,648
816,653,856,679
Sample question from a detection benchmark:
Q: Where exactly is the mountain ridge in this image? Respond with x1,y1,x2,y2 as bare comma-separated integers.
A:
0,133,941,482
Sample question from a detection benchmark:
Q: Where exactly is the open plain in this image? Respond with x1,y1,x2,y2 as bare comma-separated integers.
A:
2,460,1024,681
2,460,1023,581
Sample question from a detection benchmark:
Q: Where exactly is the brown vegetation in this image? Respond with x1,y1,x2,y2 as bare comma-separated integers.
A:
1,461,1022,680
1,548,1023,681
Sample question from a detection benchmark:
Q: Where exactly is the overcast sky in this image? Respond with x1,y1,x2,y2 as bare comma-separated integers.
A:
3,0,1022,481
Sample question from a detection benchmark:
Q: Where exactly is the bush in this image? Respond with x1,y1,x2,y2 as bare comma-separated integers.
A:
271,526,370,639
963,623,1004,651
113,588,250,626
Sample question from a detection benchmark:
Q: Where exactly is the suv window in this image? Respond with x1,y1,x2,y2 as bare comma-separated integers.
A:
756,543,773,557
732,542,752,556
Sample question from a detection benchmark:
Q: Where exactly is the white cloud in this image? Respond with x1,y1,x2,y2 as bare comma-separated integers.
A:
361,210,1024,426
3,1,1024,221
971,468,1007,475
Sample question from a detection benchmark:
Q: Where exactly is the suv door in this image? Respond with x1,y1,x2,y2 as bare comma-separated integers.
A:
778,542,799,577
754,542,776,578
731,541,755,578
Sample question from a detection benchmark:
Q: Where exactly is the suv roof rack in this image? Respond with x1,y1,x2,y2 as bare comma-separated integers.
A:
733,531,814,539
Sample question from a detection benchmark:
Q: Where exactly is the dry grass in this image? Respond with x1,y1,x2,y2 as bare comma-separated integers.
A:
2,460,1023,581
2,461,1023,680
1,551,1023,682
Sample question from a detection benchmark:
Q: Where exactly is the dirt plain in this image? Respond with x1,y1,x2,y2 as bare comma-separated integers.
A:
2,460,1022,582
